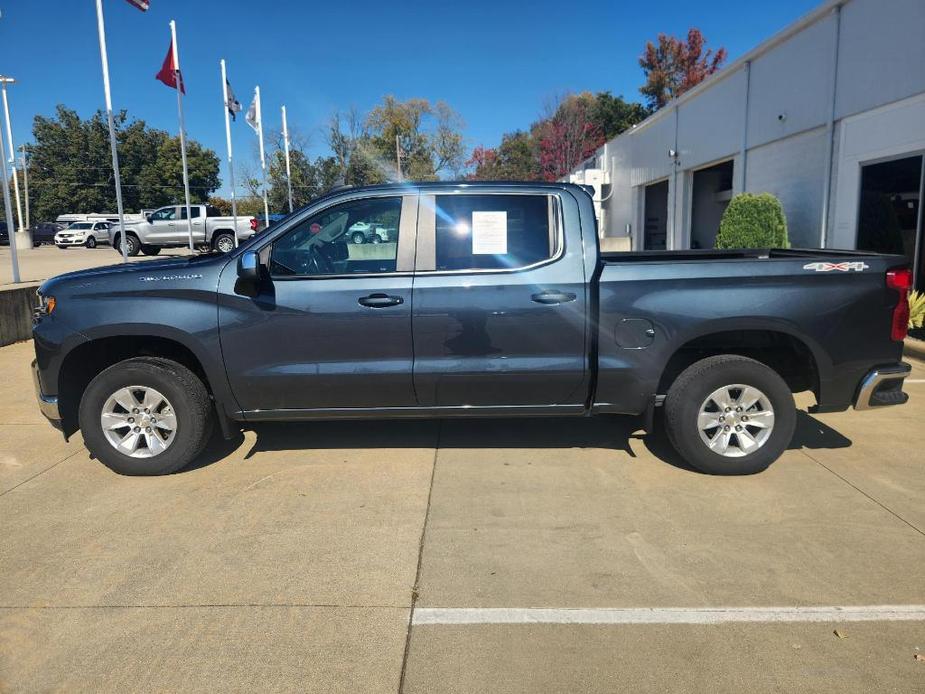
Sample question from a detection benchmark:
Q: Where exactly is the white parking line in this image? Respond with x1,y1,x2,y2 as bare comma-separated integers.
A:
413,605,925,625
905,379,925,384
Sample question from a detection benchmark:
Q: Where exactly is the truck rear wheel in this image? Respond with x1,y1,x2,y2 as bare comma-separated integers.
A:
212,232,235,253
113,233,140,257
663,355,796,475
78,358,213,476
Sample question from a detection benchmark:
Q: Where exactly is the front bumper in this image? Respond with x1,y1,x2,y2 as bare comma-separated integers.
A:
31,359,60,422
853,362,911,411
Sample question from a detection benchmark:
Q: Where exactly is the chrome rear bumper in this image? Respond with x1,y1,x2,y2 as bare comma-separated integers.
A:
853,362,911,411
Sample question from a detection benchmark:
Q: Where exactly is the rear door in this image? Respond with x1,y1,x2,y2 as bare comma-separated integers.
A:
219,193,418,413
179,206,207,243
411,191,588,408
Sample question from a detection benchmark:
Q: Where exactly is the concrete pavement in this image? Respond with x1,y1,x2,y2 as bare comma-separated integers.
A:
0,245,190,288
1,339,923,692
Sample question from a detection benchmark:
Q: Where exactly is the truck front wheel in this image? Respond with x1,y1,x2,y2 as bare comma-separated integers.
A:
663,355,796,475
78,358,213,476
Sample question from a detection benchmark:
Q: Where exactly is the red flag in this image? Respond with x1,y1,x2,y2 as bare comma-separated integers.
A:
155,40,185,94
125,0,149,10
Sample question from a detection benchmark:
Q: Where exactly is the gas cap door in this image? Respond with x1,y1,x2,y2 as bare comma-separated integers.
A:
614,318,656,349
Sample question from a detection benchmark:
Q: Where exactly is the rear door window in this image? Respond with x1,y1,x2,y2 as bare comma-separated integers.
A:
431,194,557,271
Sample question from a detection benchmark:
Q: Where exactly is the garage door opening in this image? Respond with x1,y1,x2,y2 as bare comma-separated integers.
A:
856,154,924,291
689,160,734,249
643,181,669,250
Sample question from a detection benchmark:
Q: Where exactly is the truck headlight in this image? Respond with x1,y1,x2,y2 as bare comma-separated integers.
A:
35,293,56,316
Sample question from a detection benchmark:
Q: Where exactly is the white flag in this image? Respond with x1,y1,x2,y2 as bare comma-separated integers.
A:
245,90,259,132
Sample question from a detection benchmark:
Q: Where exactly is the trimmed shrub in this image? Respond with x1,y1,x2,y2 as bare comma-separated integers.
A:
714,192,789,249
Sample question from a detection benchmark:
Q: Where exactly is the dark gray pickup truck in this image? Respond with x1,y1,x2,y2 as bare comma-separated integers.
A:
32,182,912,476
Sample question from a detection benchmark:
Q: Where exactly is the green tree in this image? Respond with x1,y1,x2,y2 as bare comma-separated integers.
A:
590,92,650,140
467,131,540,181
714,193,789,249
326,97,465,185
22,105,220,222
264,127,342,212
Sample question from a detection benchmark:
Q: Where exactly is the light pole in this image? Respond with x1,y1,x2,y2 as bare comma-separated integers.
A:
0,76,25,239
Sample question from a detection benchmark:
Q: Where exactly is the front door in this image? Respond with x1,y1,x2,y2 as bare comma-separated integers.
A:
411,191,588,407
219,194,417,413
146,206,180,243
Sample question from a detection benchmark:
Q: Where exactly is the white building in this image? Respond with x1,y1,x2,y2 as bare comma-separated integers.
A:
569,0,925,288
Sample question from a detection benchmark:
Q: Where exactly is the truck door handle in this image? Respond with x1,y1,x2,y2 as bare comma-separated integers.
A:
531,291,577,305
358,293,403,308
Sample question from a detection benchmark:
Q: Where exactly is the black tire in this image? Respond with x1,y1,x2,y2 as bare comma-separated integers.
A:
141,245,161,256
351,231,365,245
78,358,213,476
212,232,235,253
58,245,67,250
663,355,796,475
85,236,97,249
114,232,140,256
371,234,381,244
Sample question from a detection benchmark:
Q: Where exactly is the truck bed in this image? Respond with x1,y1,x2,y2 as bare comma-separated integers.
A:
600,247,888,263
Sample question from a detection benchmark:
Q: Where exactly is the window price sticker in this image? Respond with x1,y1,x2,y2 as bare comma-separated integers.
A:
471,211,508,255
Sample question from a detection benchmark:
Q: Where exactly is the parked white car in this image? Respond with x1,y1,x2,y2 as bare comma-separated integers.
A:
54,221,112,249
348,221,391,244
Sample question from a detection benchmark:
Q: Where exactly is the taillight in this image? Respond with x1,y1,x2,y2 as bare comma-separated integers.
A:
886,267,912,341
250,218,258,231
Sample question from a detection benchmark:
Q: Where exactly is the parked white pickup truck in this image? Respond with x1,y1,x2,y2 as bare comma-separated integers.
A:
110,204,257,256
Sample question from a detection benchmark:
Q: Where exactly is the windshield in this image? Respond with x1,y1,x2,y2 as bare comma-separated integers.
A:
67,223,92,230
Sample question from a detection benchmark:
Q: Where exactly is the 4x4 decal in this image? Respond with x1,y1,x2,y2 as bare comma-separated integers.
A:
803,261,869,272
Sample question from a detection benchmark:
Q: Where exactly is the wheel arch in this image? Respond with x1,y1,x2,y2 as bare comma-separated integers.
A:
57,330,237,438
656,327,824,402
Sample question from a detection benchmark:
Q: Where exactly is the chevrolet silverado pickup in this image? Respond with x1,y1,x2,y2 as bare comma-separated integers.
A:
110,203,256,256
32,182,912,476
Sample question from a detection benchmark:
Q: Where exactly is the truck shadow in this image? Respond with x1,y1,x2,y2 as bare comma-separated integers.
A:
190,410,852,474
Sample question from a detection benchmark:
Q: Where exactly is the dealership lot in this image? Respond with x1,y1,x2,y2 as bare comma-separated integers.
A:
1,339,923,692
0,245,190,288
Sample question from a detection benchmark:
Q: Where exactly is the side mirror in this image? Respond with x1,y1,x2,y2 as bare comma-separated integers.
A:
146,215,153,223
237,251,261,282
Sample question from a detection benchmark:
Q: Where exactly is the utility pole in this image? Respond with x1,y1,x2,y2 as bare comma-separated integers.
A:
19,144,29,230
395,134,402,179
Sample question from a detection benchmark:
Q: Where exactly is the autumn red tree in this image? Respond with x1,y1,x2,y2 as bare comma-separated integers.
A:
639,28,727,110
533,93,605,181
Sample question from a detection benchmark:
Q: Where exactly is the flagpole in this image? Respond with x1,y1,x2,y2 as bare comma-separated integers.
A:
282,105,293,214
0,103,18,282
170,20,194,253
94,0,129,264
256,86,270,228
220,60,239,248
0,80,24,237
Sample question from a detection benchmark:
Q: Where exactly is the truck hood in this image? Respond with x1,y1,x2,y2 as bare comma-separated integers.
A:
38,253,230,295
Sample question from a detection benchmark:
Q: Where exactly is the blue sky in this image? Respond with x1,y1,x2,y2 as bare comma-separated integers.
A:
1,0,820,192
